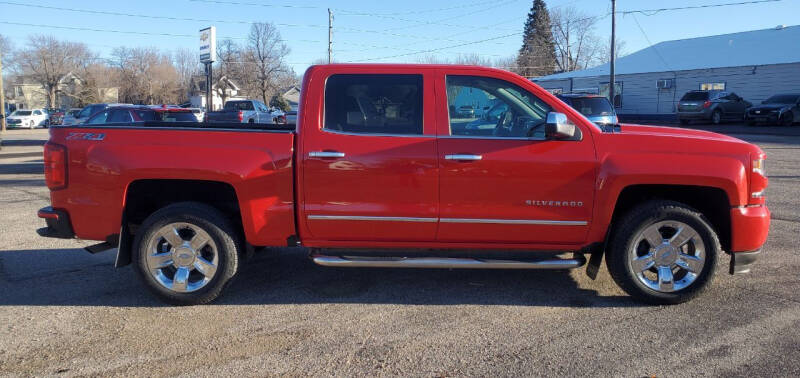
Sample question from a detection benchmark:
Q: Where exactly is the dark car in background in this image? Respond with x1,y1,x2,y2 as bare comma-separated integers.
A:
83,106,198,125
63,103,133,125
556,94,618,126
746,94,800,126
677,90,751,125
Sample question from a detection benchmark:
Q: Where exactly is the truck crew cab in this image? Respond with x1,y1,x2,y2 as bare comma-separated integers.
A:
38,64,770,305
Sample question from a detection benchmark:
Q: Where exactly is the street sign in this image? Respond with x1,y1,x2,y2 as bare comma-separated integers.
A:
199,26,216,63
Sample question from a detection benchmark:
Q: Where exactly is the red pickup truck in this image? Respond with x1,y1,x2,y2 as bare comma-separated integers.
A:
37,64,770,305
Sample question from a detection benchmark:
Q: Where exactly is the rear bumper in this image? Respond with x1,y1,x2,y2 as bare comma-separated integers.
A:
36,206,75,239
677,111,710,120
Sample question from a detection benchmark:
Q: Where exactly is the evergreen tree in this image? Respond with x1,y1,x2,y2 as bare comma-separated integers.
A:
516,0,558,78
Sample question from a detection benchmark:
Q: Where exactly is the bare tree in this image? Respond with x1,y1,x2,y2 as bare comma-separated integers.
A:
112,47,180,104
245,22,290,104
173,48,201,102
550,7,603,72
13,35,94,108
0,34,12,63
597,37,627,65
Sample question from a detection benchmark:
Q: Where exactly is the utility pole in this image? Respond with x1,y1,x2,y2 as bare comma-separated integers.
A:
328,8,333,64
205,62,213,113
0,50,6,132
609,0,616,108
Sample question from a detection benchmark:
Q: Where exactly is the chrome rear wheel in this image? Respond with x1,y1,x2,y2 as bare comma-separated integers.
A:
145,222,219,293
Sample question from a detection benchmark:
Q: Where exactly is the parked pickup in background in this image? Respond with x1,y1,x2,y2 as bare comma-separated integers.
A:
205,99,279,124
38,64,770,306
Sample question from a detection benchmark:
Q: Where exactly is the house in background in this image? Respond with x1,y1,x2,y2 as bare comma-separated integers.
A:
281,85,301,111
7,72,118,110
189,75,246,110
533,25,800,122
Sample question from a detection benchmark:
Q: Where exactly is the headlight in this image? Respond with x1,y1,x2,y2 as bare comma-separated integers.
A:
750,154,767,205
752,157,765,176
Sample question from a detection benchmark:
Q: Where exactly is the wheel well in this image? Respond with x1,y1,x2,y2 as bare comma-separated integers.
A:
610,185,731,251
124,179,243,233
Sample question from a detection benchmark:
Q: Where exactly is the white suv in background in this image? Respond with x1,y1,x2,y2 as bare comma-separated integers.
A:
6,109,49,129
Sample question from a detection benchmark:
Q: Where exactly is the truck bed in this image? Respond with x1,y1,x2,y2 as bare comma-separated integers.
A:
47,123,297,247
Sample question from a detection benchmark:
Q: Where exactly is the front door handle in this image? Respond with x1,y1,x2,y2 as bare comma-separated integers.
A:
309,151,346,158
445,154,482,161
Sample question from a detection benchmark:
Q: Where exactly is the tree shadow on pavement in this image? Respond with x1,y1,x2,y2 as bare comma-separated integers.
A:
0,247,637,308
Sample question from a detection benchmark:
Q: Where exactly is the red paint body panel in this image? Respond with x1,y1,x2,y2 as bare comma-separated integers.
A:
47,127,295,246
730,206,771,252
41,64,770,257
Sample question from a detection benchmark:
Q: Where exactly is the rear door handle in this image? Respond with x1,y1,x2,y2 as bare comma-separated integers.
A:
309,151,346,158
445,154,482,161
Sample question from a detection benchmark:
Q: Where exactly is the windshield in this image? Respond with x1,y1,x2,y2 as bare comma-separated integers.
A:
12,111,32,116
567,97,614,116
681,92,709,101
763,95,800,104
224,101,254,111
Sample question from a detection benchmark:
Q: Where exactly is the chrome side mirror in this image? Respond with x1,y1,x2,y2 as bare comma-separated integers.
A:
545,112,577,140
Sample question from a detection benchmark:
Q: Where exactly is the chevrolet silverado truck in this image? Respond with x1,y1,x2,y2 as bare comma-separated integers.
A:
37,64,770,305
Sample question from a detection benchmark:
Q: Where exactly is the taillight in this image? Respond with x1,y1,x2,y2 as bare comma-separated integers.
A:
238,110,243,122
703,101,712,108
44,142,67,190
749,153,767,205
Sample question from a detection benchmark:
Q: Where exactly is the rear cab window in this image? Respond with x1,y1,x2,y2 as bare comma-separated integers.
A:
324,74,423,135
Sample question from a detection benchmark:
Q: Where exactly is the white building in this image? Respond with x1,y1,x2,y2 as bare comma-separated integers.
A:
533,25,800,122
189,76,246,110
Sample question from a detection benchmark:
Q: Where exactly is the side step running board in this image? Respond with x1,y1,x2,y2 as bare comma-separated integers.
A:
312,254,586,270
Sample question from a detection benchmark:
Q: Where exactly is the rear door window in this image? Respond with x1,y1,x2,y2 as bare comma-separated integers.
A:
324,74,423,135
107,109,132,123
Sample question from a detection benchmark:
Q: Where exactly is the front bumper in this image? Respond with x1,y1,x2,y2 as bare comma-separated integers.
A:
730,249,761,274
730,205,770,252
36,206,75,239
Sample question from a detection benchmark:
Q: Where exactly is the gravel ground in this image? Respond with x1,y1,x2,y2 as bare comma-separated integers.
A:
0,126,798,377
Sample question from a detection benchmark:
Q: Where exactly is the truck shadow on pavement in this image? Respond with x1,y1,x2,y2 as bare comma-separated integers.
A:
0,247,637,308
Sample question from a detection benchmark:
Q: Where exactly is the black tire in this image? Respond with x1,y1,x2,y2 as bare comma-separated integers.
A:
747,120,757,126
133,202,241,305
606,200,719,305
780,112,794,127
679,119,690,125
710,110,722,125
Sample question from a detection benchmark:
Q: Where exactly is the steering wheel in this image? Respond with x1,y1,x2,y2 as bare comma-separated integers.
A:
525,121,547,138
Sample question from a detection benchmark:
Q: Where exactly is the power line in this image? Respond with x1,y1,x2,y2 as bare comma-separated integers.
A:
619,0,782,16
0,1,326,28
0,21,324,43
355,31,523,62
628,13,672,72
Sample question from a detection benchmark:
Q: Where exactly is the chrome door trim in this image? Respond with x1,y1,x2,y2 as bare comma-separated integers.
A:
444,154,482,161
307,215,586,226
307,215,438,223
308,151,346,158
440,218,588,226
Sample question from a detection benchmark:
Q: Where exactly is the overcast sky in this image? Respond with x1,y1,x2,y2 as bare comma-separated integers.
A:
1,0,797,75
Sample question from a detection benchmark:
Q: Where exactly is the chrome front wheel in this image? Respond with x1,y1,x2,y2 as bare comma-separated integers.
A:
607,201,719,305
145,222,219,293
629,221,706,293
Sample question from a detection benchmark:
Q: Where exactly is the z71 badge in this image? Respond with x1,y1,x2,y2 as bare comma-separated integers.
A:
66,132,105,141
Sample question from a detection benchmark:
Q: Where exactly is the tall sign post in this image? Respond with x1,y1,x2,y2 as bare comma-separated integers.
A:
199,26,217,114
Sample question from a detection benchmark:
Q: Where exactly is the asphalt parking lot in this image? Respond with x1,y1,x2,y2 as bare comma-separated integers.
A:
1,125,799,376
